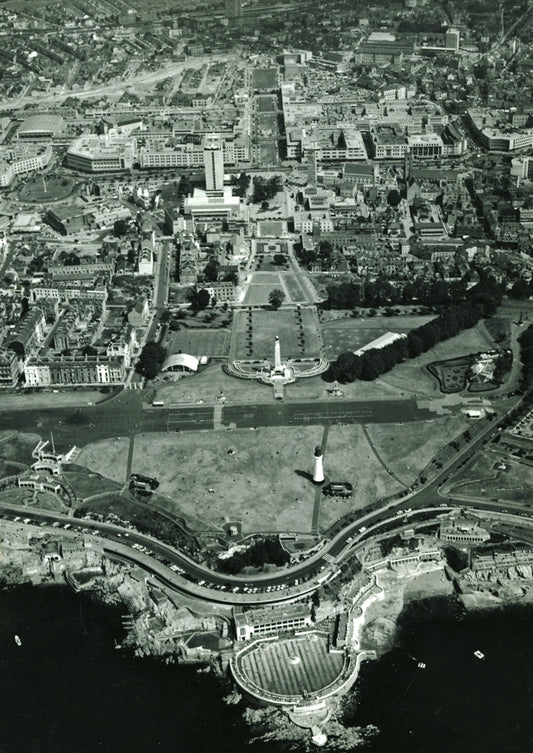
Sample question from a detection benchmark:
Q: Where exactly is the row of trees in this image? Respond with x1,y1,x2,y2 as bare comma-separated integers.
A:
326,298,491,384
218,537,290,574
324,277,476,310
518,323,533,390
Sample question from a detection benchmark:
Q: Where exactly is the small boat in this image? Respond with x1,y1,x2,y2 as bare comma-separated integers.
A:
417,662,426,669
14,635,22,647
474,650,485,660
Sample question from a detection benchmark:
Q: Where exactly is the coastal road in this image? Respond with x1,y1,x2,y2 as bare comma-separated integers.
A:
3,496,531,607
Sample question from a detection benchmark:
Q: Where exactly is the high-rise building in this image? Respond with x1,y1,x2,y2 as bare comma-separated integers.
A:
225,0,242,19
203,133,224,192
307,147,318,185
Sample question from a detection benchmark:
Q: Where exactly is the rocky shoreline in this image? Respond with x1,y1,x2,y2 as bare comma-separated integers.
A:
5,517,533,749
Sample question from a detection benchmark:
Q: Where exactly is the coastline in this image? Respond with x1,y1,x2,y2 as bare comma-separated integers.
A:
5,520,533,750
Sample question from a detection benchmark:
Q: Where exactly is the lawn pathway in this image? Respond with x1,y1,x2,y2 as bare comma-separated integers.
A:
361,424,410,488
124,435,135,490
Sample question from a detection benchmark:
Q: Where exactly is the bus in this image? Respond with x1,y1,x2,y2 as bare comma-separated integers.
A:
152,401,164,407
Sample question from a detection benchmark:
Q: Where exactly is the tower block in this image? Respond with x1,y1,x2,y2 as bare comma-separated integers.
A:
313,445,324,484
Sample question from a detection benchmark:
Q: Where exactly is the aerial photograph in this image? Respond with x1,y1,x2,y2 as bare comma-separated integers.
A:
1,0,533,750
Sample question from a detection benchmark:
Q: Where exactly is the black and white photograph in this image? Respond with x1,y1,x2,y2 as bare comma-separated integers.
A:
1,0,533,750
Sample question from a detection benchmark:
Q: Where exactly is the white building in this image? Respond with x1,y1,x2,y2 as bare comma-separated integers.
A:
354,332,407,356
65,135,136,172
0,145,52,187
204,133,224,191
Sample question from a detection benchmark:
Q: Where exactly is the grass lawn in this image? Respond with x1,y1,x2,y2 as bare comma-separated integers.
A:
258,141,278,165
251,67,278,90
166,328,231,358
449,452,533,504
360,322,495,398
63,470,122,500
365,415,469,483
0,488,66,511
321,314,435,360
284,274,308,301
231,307,322,361
130,427,325,534
18,175,76,202
256,95,277,112
0,432,40,467
318,425,404,529
75,437,130,484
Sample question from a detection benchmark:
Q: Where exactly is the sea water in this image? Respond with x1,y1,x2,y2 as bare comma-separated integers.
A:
3,587,533,753
351,596,533,753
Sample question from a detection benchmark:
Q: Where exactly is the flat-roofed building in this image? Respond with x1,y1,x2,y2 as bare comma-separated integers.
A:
440,518,490,544
0,145,52,187
466,108,533,152
204,133,224,191
407,133,444,158
17,114,65,141
183,187,242,222
371,124,408,159
234,604,312,641
355,40,413,65
66,135,136,172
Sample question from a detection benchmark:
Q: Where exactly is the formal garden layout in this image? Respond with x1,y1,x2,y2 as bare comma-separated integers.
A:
428,349,513,393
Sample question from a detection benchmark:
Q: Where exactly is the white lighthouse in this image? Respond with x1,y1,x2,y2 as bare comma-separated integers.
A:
313,445,324,484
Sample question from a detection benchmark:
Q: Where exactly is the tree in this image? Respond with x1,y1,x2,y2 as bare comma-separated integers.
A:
268,289,285,309
189,288,211,310
203,259,219,282
387,189,401,207
62,251,81,266
335,351,362,382
82,345,98,356
135,341,166,380
114,219,129,237
510,279,530,299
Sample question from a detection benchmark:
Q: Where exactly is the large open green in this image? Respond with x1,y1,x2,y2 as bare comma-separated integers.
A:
231,307,322,361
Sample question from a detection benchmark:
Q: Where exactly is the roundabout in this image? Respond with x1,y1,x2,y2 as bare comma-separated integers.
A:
17,174,77,203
